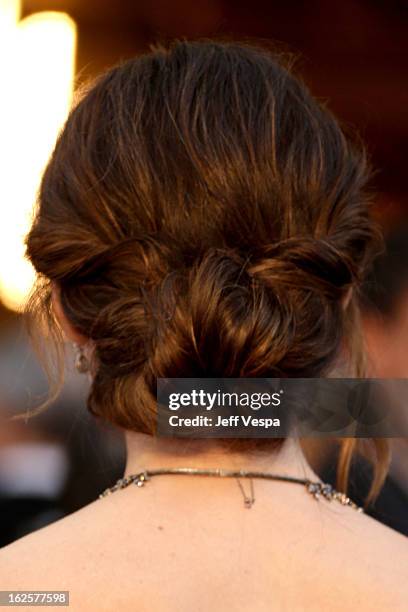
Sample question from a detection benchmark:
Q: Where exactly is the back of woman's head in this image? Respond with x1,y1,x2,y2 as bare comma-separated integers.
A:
26,40,379,434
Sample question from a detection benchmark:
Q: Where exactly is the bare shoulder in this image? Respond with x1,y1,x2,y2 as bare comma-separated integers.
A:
313,503,408,609
0,499,133,612
0,500,104,590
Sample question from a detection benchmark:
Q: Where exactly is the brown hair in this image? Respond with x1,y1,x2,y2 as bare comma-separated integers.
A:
26,40,387,501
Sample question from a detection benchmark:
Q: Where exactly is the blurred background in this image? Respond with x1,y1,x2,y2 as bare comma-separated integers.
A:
0,0,407,546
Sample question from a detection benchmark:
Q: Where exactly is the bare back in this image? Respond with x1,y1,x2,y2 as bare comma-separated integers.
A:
1,474,407,612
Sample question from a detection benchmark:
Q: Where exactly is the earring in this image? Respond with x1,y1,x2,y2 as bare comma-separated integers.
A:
73,342,90,374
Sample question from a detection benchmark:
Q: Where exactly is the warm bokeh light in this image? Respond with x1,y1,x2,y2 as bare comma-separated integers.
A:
0,4,76,311
0,0,20,37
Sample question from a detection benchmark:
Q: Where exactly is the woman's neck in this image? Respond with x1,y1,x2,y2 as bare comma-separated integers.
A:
124,433,318,481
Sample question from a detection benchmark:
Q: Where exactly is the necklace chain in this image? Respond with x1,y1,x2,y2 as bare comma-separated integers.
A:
99,468,363,512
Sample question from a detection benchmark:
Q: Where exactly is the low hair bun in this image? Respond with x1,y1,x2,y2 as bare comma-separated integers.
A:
144,244,347,385
26,40,381,437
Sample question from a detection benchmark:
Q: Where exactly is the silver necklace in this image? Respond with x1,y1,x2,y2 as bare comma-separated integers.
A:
99,467,363,512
